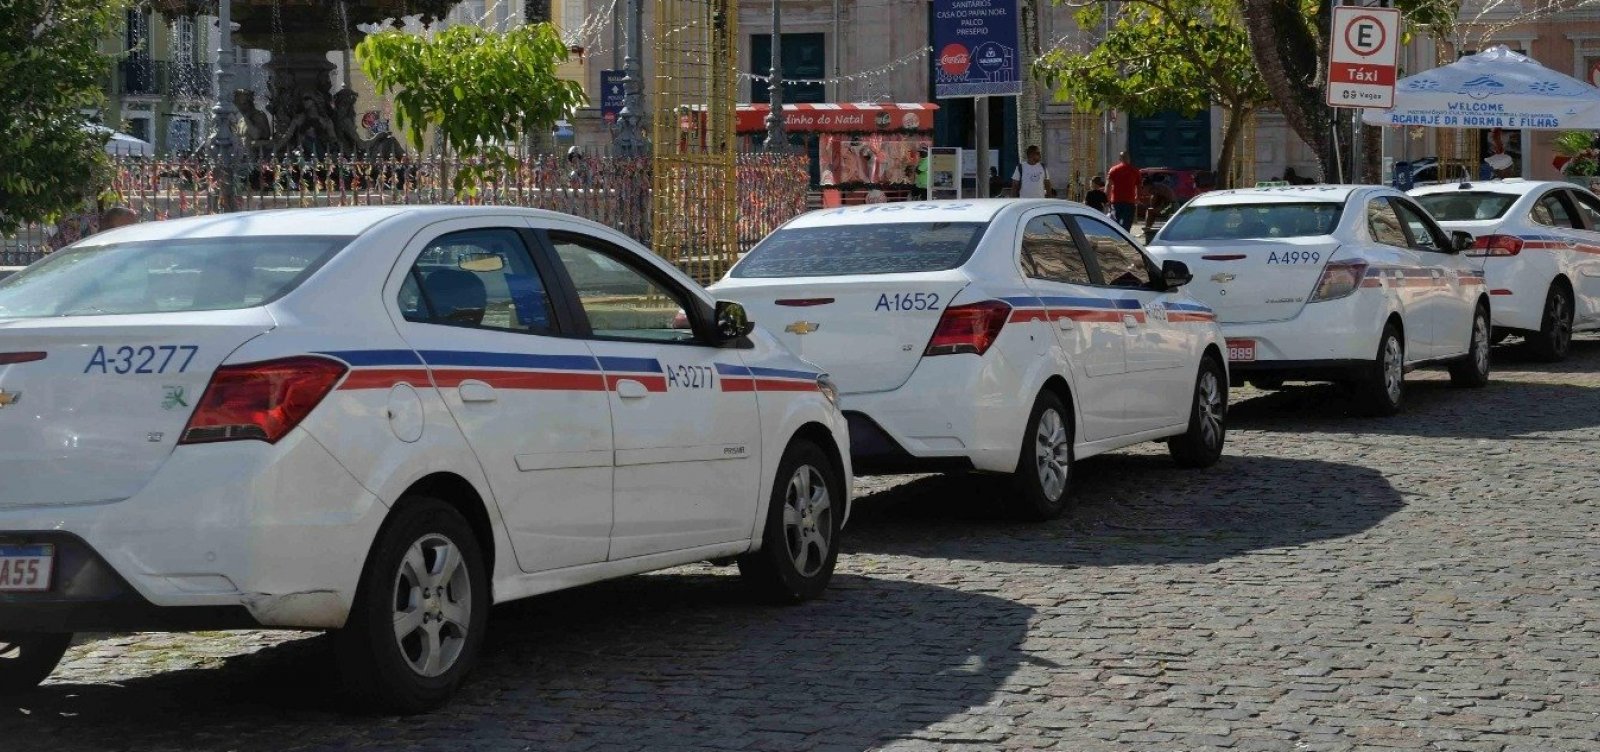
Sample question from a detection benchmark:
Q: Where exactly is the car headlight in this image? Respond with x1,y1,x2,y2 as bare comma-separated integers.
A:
816,374,840,409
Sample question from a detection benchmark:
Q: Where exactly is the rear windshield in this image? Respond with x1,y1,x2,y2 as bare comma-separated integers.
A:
730,222,986,278
0,236,350,318
1413,192,1518,222
1158,202,1344,242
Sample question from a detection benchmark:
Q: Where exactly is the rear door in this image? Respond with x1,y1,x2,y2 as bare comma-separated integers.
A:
1069,213,1192,431
1366,197,1436,359
1014,211,1122,441
388,222,615,574
1392,196,1476,358
541,227,761,560
1562,189,1600,324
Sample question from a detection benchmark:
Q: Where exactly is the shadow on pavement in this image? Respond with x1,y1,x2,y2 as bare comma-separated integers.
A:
845,454,1403,566
1228,335,1600,440
0,573,1032,752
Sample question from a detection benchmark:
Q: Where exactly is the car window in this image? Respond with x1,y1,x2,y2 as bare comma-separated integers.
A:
403,228,555,333
1413,192,1518,221
1392,199,1449,253
549,233,696,343
729,222,986,278
1073,216,1153,288
1020,215,1092,285
1531,191,1579,229
1158,202,1342,241
0,236,348,319
1367,199,1410,248
1569,190,1600,230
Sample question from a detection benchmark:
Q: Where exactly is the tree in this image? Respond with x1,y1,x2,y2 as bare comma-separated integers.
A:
356,23,587,193
1039,0,1271,188
0,0,123,235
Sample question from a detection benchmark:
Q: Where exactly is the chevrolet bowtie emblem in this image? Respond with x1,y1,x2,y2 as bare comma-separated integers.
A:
1210,272,1237,283
0,390,18,408
784,321,821,335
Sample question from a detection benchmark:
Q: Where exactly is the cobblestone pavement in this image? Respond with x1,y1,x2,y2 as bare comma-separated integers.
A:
5,336,1599,752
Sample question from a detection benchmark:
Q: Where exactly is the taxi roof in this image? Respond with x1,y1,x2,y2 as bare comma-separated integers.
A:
1186,185,1374,206
1409,179,1561,198
781,199,1067,228
82,205,597,244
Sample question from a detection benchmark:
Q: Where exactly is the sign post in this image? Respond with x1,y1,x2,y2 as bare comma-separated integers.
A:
1327,5,1400,182
932,0,1021,197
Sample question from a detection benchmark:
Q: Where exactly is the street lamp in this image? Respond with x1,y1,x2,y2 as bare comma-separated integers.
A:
765,0,785,151
210,1,238,212
613,0,649,156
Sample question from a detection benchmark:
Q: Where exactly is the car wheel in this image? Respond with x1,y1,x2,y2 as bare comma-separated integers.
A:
1009,390,1074,521
738,439,843,604
1247,376,1285,391
335,497,489,714
1449,304,1492,388
0,633,72,693
1523,282,1573,362
1355,322,1406,417
1168,356,1228,468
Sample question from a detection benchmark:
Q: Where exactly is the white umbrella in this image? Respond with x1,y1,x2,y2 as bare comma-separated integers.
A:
1363,46,1600,130
81,123,155,157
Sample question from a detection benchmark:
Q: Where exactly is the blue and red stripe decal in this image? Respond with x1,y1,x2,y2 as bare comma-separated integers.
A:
715,363,822,392
317,350,816,393
1001,296,1214,324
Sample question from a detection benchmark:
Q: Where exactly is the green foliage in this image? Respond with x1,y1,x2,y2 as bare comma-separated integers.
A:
1039,0,1268,119
356,23,587,194
0,0,123,235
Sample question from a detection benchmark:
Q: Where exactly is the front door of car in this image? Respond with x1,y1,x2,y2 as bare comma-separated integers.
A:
388,221,614,574
1366,198,1435,360
538,225,762,560
1562,189,1600,325
1016,212,1123,442
1393,197,1475,358
1069,213,1193,432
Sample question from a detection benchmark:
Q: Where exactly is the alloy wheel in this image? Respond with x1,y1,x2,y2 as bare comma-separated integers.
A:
1472,312,1491,376
1035,408,1070,502
1383,335,1404,404
1198,370,1224,450
391,533,473,678
1550,289,1573,354
782,465,833,578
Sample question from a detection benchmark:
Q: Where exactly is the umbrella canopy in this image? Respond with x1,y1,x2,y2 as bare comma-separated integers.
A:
81,123,155,157
1363,46,1600,130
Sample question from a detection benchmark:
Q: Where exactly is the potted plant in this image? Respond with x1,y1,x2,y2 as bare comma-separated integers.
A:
1554,130,1598,184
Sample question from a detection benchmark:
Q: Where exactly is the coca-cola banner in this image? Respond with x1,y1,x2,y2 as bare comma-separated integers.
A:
932,0,1022,98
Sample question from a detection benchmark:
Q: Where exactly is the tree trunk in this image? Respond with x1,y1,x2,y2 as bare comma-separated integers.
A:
1241,0,1337,180
1017,0,1043,165
1215,106,1249,190
1362,122,1383,184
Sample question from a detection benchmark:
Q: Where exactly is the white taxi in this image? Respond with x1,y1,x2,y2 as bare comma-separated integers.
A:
0,207,850,712
712,200,1228,522
1147,186,1491,415
1411,179,1600,361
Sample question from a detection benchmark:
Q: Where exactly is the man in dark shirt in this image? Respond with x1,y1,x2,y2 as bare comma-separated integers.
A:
1084,176,1109,213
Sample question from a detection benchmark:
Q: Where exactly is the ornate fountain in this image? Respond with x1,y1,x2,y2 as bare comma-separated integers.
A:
158,0,458,156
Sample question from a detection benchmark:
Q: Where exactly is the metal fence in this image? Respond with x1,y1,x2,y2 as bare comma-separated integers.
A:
2,151,810,276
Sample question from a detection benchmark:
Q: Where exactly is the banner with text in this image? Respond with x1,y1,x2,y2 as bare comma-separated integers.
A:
932,0,1022,99
601,70,625,125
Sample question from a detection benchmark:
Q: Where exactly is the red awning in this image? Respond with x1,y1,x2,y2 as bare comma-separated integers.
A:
736,103,938,134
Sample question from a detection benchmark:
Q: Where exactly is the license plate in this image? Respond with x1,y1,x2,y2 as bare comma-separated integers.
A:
0,544,54,592
1226,338,1257,362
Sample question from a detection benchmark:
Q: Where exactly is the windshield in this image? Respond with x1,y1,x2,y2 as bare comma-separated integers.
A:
1413,192,1518,222
0,236,350,318
730,222,986,278
1158,203,1344,242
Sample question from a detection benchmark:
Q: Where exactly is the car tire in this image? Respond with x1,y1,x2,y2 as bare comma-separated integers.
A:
1523,282,1574,362
1449,304,1492,388
738,439,843,604
335,497,489,715
1168,356,1228,468
1355,322,1406,417
1008,390,1074,522
0,632,72,693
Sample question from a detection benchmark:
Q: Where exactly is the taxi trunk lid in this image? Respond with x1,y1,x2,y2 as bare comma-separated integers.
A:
1151,238,1342,324
0,310,275,508
713,274,970,394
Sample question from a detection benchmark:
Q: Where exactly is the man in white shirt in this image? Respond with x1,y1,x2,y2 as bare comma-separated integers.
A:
1011,145,1052,198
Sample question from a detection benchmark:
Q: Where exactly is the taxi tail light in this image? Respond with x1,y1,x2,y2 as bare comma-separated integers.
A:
925,300,1011,356
180,356,347,445
1468,234,1523,257
1307,259,1369,303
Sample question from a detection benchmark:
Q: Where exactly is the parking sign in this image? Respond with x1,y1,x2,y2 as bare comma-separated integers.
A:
1326,6,1401,109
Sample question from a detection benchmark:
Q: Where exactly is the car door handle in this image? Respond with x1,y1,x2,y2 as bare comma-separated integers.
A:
1122,314,1140,328
615,379,650,399
458,380,497,403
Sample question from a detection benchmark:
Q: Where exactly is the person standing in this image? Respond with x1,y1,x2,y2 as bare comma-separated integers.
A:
1107,152,1139,231
1141,174,1177,238
1084,176,1109,213
1010,145,1053,198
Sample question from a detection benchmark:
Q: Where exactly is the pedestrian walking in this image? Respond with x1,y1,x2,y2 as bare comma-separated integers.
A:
1084,176,1109,213
1107,152,1139,231
1011,145,1052,198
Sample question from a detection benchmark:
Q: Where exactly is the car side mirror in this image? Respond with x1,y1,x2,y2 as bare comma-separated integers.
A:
1451,230,1475,252
713,300,754,342
1161,259,1193,289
